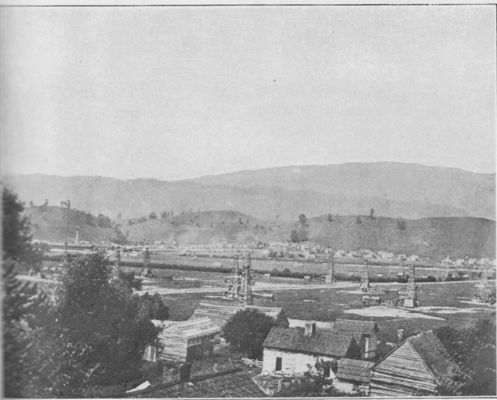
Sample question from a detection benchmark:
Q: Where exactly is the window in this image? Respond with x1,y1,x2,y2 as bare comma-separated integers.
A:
275,357,282,371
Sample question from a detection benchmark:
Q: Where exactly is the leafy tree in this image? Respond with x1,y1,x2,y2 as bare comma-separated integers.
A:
279,360,346,397
397,218,407,231
3,188,38,263
28,253,157,396
327,213,333,222
290,230,300,243
140,293,169,320
222,309,276,359
435,320,496,395
2,188,46,397
149,212,157,220
96,213,112,228
298,214,308,227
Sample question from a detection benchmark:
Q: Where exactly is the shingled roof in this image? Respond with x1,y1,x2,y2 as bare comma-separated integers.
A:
133,369,266,398
152,317,221,339
331,319,378,335
263,327,358,358
407,331,462,388
191,302,285,328
330,319,378,344
336,358,374,383
371,330,465,396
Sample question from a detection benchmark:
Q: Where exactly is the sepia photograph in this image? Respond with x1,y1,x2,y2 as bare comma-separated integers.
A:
1,1,496,398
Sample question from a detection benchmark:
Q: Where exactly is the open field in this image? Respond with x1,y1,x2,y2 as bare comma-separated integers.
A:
154,279,495,328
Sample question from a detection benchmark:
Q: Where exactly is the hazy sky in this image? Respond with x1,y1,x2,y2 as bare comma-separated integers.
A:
1,5,495,180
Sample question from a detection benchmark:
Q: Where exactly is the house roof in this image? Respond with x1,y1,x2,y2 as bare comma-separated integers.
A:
371,330,464,395
330,319,378,343
190,302,284,328
331,319,378,335
336,358,374,383
132,369,266,398
263,327,357,358
152,317,221,339
406,331,462,388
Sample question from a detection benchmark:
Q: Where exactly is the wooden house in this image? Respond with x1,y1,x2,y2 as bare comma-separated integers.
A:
262,322,361,376
370,331,464,397
144,318,221,363
190,302,288,329
334,358,374,394
330,319,379,360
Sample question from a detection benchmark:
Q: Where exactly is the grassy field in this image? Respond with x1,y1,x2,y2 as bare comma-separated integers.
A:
159,280,496,337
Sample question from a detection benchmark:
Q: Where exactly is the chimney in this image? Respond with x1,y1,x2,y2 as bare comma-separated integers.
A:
304,322,317,337
179,362,192,382
397,327,405,342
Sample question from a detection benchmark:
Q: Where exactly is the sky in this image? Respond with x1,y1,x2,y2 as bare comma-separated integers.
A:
1,5,495,181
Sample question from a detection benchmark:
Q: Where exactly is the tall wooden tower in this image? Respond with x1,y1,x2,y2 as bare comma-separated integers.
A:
325,249,336,284
240,252,254,305
403,265,419,308
225,254,242,300
360,259,370,292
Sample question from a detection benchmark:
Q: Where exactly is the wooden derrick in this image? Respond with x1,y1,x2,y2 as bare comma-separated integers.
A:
109,246,121,281
224,255,242,300
325,249,336,284
474,267,496,304
141,247,155,278
402,265,419,308
224,252,254,305
240,253,254,305
360,260,370,292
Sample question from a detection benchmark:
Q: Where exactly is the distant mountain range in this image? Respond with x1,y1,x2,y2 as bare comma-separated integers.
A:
5,162,495,221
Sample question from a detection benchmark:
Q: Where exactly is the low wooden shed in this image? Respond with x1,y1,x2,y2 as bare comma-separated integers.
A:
144,318,221,363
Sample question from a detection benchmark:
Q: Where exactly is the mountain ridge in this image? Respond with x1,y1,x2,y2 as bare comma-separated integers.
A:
5,162,495,221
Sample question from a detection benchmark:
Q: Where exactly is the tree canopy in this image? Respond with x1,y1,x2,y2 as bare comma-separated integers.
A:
222,308,276,359
2,188,46,397
30,253,158,396
435,319,496,396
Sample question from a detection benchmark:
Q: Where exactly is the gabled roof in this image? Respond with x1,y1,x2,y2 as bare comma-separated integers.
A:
263,327,357,358
132,368,266,398
336,358,374,383
332,319,378,335
371,330,464,395
153,317,221,339
406,331,462,387
191,302,284,328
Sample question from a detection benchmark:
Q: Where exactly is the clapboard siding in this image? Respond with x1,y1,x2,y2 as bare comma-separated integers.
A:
370,339,439,396
149,318,221,362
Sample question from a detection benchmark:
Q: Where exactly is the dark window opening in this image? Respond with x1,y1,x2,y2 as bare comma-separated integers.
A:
275,357,282,371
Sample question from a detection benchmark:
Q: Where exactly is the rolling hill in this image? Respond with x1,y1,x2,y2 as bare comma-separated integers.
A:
23,206,122,244
21,206,495,260
4,163,495,221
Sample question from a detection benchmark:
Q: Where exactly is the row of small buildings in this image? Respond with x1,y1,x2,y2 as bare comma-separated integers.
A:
142,299,464,397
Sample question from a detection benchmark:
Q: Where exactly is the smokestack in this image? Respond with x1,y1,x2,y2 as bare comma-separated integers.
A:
304,322,316,337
